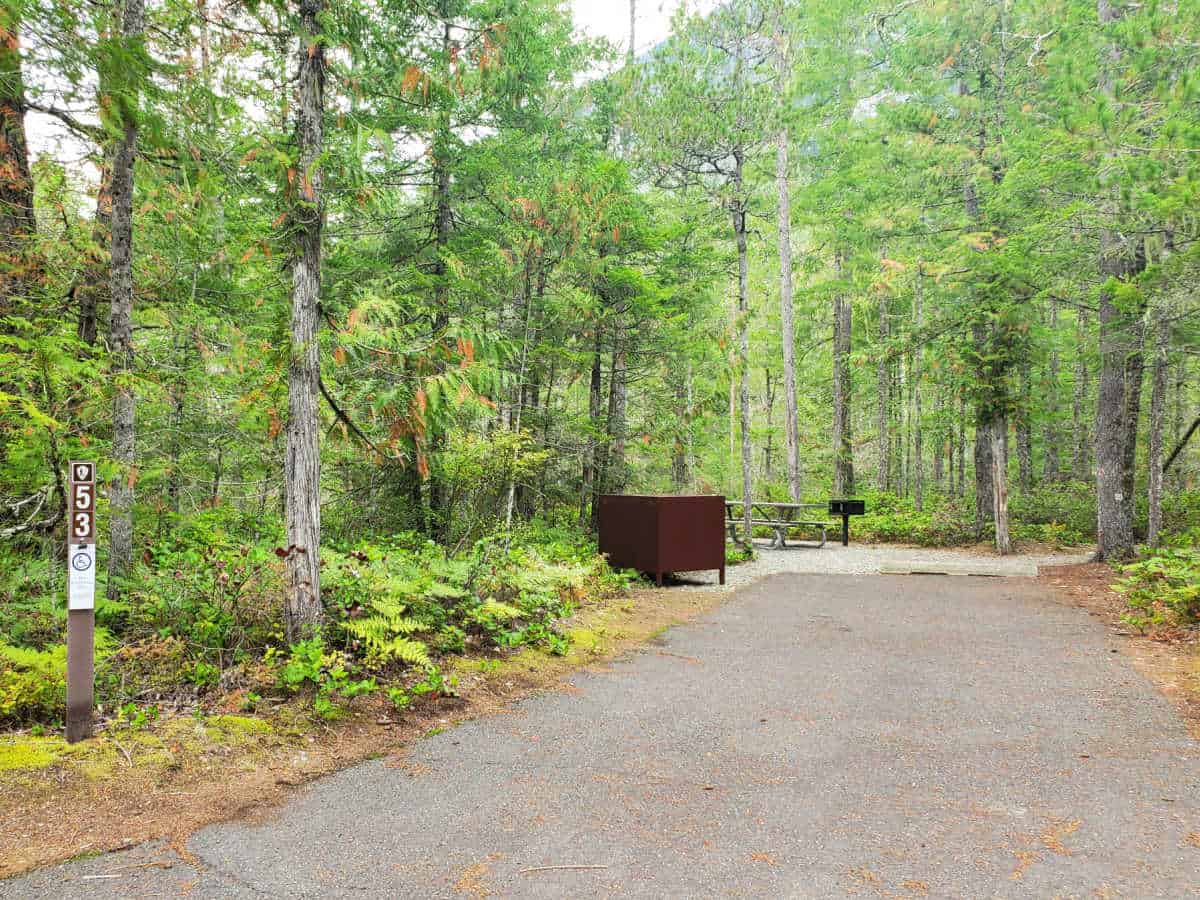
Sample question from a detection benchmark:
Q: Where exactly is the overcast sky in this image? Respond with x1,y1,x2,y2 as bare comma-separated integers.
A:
570,1,692,59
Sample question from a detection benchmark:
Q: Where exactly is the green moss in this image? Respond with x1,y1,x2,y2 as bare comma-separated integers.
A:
200,714,275,747
206,714,273,735
0,736,67,772
566,628,606,654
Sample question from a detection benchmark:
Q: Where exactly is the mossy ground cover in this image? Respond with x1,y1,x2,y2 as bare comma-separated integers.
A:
0,579,730,878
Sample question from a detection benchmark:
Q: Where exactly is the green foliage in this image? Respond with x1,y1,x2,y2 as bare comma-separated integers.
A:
855,492,978,547
278,638,377,719
0,631,111,725
1116,530,1200,632
0,641,66,726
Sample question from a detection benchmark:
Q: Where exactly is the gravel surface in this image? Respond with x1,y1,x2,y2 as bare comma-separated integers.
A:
670,542,1094,590
6,571,1196,898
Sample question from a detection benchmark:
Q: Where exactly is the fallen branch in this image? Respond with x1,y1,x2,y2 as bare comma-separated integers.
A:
1163,414,1200,474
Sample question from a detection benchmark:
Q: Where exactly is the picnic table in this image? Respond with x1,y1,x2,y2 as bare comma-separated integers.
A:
725,500,831,549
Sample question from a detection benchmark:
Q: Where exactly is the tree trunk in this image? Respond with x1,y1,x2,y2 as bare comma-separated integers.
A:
1093,0,1137,561
733,151,752,549
672,373,688,491
762,368,775,482
955,392,966,497
283,0,326,640
1044,301,1061,480
582,330,603,530
1016,353,1032,492
875,298,889,491
1072,308,1090,480
832,288,854,498
1146,305,1168,546
912,267,924,511
774,20,800,503
606,322,628,495
1120,318,1146,515
425,13,455,543
106,0,144,602
991,416,1011,554
0,9,36,314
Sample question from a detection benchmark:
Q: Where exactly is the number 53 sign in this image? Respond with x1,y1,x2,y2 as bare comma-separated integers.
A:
67,461,96,610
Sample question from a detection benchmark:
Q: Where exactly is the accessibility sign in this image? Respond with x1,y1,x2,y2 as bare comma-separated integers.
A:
66,460,96,742
68,543,96,611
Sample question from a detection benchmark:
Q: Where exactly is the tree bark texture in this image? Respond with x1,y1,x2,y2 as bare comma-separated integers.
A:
774,20,800,503
1044,301,1061,480
0,9,36,313
912,268,924,511
1072,308,1091,480
284,0,326,640
832,289,854,498
1146,305,1168,545
733,150,752,548
875,298,889,492
106,0,145,601
1093,0,1137,561
990,416,1012,554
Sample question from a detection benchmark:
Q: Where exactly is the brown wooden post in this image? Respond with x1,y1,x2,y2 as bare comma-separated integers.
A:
66,461,96,743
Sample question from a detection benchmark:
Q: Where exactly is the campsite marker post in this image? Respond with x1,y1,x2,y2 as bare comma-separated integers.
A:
66,461,96,743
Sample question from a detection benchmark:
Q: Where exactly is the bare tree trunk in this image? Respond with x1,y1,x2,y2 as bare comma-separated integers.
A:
991,417,1011,554
1016,353,1032,492
832,288,854,497
672,373,688,492
876,298,889,492
1094,0,1137,561
1146,304,1168,545
0,8,36,314
1072,308,1091,480
933,390,944,488
582,332,603,530
283,0,326,640
774,18,800,503
1121,318,1146,513
425,11,456,543
606,323,628,495
1044,301,1061,480
106,0,145,602
955,392,966,497
762,368,775,482
912,267,924,511
734,151,752,548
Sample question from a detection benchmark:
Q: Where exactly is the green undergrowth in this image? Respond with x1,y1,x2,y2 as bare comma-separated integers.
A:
1,516,636,734
1115,528,1200,632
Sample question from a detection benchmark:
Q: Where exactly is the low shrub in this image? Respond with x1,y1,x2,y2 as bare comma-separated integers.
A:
1115,528,1200,631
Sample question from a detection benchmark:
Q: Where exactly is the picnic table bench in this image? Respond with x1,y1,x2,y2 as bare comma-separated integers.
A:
725,500,831,549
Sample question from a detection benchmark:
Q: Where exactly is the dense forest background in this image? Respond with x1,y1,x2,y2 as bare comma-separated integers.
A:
1,0,1198,722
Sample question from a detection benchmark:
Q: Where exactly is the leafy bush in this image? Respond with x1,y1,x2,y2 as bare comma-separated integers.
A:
1010,481,1094,544
0,642,66,726
1115,529,1200,631
0,631,112,725
277,638,377,719
855,491,978,547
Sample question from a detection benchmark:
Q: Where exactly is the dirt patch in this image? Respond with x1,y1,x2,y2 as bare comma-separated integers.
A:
1040,562,1200,738
0,583,729,879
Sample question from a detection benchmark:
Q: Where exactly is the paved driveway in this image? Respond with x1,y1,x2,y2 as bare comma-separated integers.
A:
4,574,1198,898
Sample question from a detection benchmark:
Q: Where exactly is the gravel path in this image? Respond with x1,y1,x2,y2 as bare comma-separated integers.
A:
6,570,1197,898
671,542,1094,590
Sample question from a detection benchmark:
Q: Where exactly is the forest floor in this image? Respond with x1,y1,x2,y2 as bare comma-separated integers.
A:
2,567,1198,897
2,543,1197,894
